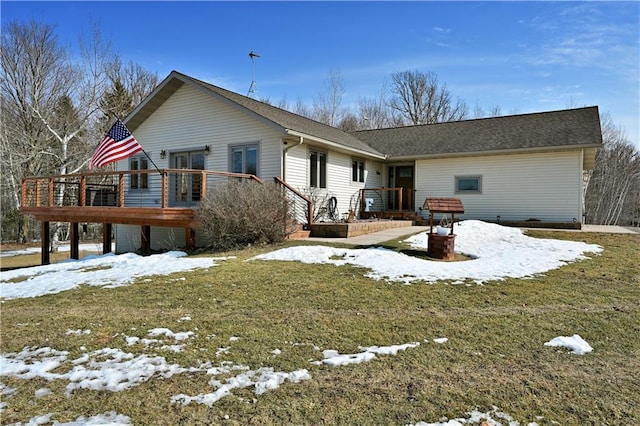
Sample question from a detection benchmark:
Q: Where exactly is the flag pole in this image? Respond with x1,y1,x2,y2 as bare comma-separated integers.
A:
111,112,163,175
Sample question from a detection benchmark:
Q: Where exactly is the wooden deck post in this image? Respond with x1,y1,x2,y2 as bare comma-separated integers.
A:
186,227,196,251
200,170,206,200
161,171,168,208
48,178,54,206
70,222,79,259
79,176,87,206
41,221,50,265
35,180,42,206
141,225,151,255
21,179,27,207
103,223,112,254
118,173,125,207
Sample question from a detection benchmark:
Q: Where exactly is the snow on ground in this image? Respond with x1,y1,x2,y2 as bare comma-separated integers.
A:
0,221,603,423
0,251,216,300
1,221,602,301
544,334,593,355
411,405,542,426
7,411,133,426
312,342,421,367
252,220,602,284
0,322,424,420
0,243,116,258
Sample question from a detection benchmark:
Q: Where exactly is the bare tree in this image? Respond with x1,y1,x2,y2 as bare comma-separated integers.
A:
354,80,399,130
473,103,503,119
389,70,468,125
293,97,313,119
1,20,74,242
1,20,157,244
312,68,346,127
336,112,360,132
584,113,640,225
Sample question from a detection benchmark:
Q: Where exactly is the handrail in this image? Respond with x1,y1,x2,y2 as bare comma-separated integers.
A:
20,169,263,183
274,176,313,228
360,187,417,215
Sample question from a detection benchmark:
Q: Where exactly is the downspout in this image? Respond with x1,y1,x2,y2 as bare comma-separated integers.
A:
282,136,304,181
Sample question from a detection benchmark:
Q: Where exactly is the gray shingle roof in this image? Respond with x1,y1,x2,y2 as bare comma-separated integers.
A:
128,71,602,161
178,72,385,157
351,106,602,158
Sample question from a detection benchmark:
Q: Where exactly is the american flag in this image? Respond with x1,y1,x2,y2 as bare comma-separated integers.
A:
89,119,143,170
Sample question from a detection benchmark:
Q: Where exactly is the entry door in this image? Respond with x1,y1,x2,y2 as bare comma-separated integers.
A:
172,151,205,205
388,165,414,211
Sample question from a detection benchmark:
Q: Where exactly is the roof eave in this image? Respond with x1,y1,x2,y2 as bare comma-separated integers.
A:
285,129,387,160
385,143,603,162
124,70,186,132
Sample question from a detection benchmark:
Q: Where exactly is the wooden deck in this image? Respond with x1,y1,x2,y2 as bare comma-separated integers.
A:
20,169,264,264
20,206,196,228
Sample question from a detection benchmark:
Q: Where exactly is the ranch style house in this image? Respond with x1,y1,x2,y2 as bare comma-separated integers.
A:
21,70,603,262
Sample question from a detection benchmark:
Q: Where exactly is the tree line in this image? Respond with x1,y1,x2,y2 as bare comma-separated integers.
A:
1,20,638,245
1,20,159,243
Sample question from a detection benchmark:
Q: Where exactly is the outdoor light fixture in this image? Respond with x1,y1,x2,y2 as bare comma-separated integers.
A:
160,150,167,159
204,145,211,155
496,215,501,222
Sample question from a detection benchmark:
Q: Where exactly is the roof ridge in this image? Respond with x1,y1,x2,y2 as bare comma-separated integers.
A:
351,105,600,134
170,70,385,157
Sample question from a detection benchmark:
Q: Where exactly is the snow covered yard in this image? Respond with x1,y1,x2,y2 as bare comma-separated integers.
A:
1,221,638,424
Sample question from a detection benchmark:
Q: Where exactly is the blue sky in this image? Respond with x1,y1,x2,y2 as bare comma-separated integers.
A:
2,1,639,147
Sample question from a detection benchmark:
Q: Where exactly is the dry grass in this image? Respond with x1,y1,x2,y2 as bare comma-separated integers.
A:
1,231,639,425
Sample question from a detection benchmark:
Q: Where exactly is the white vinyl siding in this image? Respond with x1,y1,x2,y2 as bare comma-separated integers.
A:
118,84,282,178
283,143,308,185
284,144,383,218
116,84,284,252
415,150,583,222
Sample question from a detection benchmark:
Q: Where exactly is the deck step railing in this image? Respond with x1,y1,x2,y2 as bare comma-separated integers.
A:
274,177,313,229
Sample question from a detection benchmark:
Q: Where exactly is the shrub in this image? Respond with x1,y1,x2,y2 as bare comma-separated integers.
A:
197,180,297,250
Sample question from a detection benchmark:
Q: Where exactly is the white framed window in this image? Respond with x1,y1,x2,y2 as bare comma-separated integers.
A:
230,143,259,175
455,175,482,194
310,149,327,188
130,156,148,190
352,158,365,183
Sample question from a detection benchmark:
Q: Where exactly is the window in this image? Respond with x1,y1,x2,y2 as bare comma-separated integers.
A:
310,150,327,188
352,159,365,183
130,156,148,190
455,175,482,194
230,144,258,175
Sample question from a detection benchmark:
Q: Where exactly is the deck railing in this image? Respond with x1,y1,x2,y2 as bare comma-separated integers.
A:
359,187,416,216
21,169,263,209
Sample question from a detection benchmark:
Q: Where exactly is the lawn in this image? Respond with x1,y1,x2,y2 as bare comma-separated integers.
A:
1,228,639,425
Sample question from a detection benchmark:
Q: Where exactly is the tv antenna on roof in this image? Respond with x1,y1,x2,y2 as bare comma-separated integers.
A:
247,51,260,97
